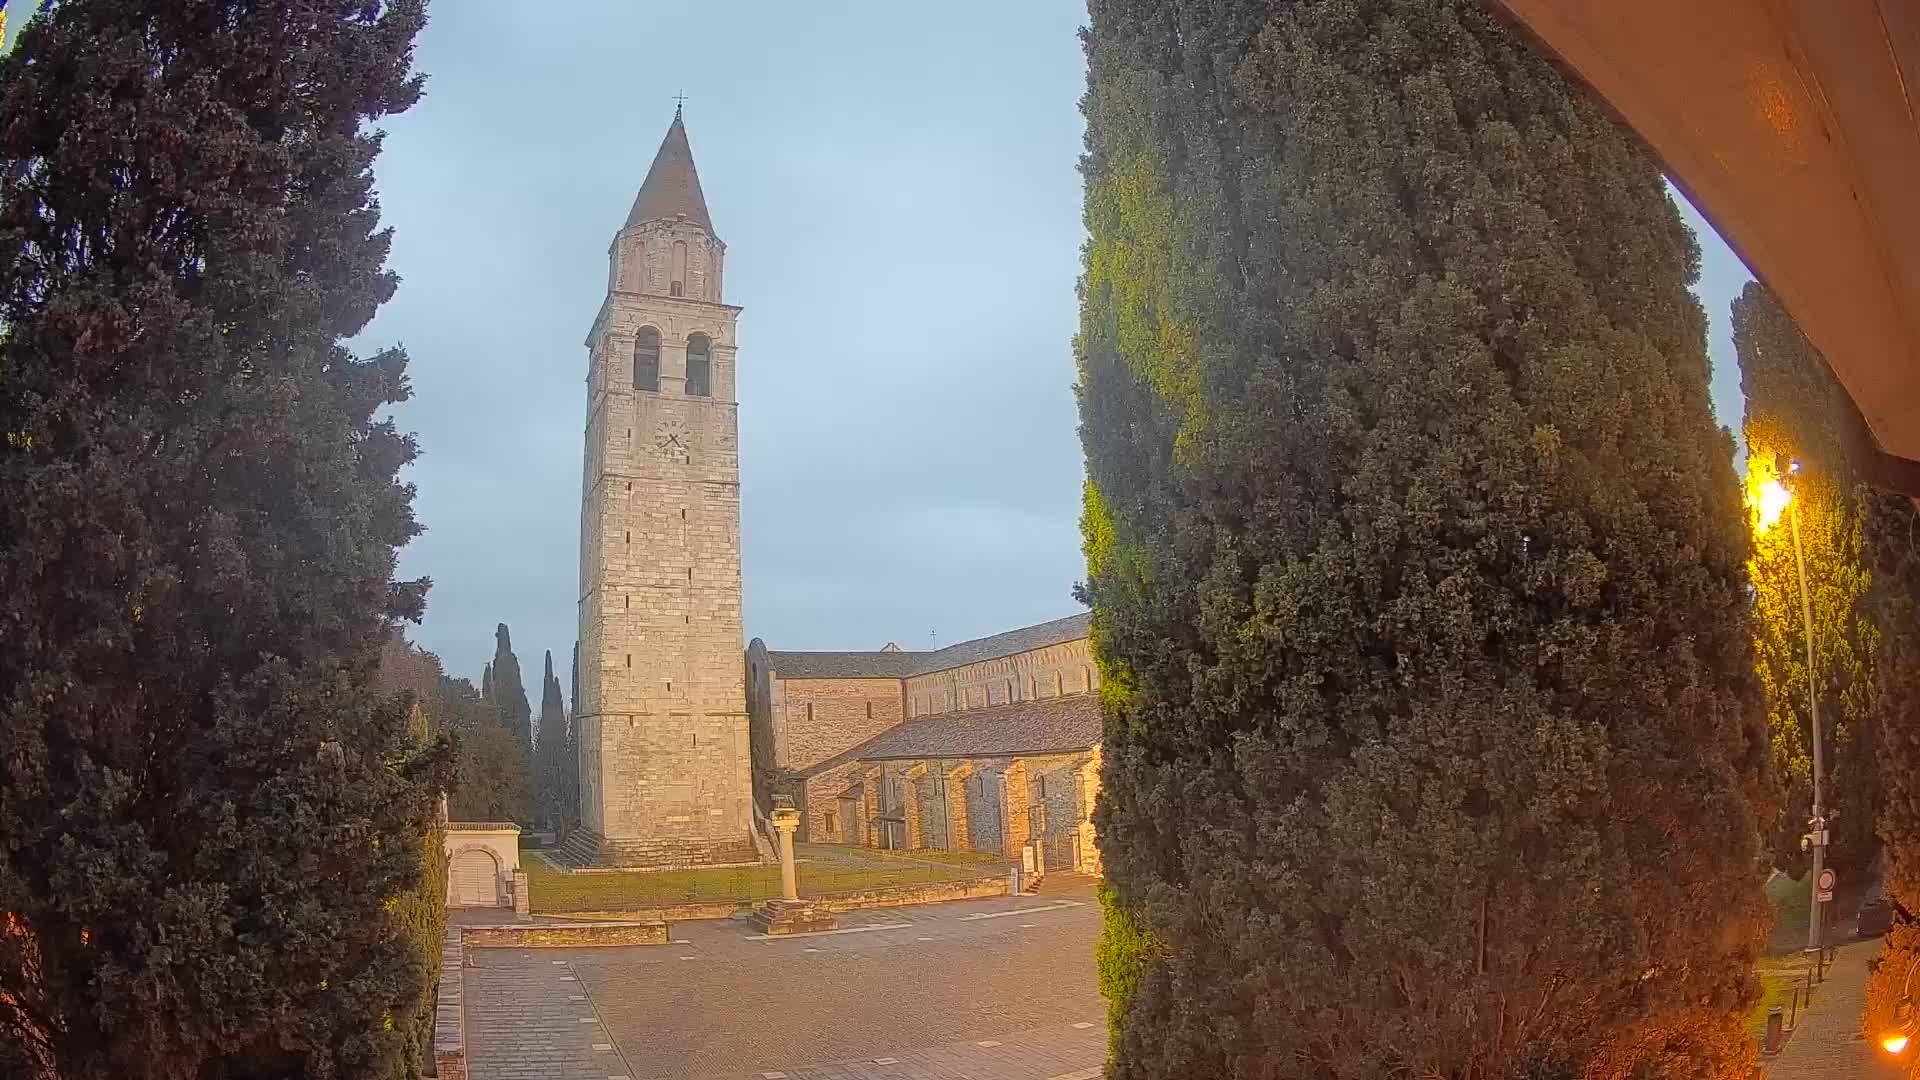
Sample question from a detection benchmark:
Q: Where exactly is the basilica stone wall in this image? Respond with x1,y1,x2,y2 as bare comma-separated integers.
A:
904,638,1099,718
762,676,905,774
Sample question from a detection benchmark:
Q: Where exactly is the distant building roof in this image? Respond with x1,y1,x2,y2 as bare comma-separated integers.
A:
802,694,1103,776
763,611,1091,683
908,613,1090,677
763,650,923,680
625,110,713,233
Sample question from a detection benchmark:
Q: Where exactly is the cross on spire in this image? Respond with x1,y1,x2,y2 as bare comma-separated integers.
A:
673,90,687,119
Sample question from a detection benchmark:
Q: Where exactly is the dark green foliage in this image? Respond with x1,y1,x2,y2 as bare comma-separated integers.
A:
481,660,494,702
0,2,444,1078
1866,488,1920,911
489,622,531,753
377,629,526,824
1076,1,1769,1076
1732,282,1882,884
1093,882,1159,1051
534,650,573,832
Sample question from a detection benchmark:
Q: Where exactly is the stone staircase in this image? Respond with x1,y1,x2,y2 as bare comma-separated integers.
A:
549,828,760,871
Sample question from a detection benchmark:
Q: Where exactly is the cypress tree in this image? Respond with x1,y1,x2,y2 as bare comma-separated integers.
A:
1076,2,1769,1076
1732,282,1881,884
535,649,568,831
489,622,531,753
0,2,444,1077
566,641,582,834
480,659,494,702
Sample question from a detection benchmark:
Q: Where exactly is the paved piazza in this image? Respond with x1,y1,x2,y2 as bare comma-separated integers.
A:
463,878,1107,1080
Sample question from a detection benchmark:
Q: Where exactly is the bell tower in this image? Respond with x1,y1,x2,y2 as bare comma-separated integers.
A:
569,109,755,868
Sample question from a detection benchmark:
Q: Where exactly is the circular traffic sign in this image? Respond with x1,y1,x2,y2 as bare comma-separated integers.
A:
1817,868,1837,892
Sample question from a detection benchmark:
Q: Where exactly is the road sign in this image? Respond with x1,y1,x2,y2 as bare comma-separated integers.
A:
1816,868,1837,903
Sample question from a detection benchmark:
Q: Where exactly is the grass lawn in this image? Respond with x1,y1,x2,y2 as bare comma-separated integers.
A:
1765,871,1813,956
1747,954,1810,1039
1745,872,1819,1039
526,843,1011,913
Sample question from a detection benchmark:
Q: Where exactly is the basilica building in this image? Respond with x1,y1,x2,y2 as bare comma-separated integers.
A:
572,110,1101,874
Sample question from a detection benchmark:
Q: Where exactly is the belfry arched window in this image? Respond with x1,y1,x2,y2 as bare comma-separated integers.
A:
634,327,660,392
686,333,712,397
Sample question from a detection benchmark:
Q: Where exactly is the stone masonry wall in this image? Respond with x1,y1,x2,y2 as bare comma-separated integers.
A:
905,637,1099,718
771,676,905,772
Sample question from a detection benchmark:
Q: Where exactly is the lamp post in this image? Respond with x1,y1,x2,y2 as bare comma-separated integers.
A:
1755,463,1827,964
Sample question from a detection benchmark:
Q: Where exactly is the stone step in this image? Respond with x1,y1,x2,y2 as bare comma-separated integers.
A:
549,829,760,871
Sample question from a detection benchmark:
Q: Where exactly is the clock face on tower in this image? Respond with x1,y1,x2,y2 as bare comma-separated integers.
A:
654,417,690,463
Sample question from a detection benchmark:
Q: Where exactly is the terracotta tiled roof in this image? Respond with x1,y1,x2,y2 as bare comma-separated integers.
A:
801,694,1103,776
765,611,1091,682
906,613,1090,677
626,112,712,232
764,650,922,679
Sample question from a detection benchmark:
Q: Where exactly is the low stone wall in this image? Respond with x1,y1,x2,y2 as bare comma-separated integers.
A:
461,921,669,948
550,873,1012,924
433,927,466,1080
814,873,1011,912
556,899,750,923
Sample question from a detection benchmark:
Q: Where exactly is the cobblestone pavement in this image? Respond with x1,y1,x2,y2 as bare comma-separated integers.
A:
463,878,1107,1080
1763,939,1903,1080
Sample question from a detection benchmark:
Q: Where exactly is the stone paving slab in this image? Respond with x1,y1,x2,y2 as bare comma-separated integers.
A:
1762,939,1903,1080
464,881,1106,1080
464,950,635,1080
753,1020,1104,1080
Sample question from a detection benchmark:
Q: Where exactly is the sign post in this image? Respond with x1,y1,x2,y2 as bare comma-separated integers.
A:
1816,867,1836,904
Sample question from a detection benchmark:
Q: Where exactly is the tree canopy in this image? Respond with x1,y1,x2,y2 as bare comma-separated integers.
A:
0,2,445,1077
1734,282,1882,884
1076,1,1769,1076
489,622,531,754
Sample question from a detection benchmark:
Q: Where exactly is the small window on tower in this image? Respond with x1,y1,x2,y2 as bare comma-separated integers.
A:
866,702,873,720
670,240,688,295
686,333,712,397
634,327,660,392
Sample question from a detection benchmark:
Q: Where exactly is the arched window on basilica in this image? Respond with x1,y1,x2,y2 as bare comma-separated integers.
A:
634,326,660,392
686,333,712,397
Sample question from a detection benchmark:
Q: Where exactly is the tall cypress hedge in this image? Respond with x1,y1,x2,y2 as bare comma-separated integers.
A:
1076,2,1770,1076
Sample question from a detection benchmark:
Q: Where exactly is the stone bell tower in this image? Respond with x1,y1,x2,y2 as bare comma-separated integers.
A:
568,108,756,868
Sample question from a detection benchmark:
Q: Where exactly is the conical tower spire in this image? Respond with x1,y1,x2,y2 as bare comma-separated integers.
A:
625,111,712,233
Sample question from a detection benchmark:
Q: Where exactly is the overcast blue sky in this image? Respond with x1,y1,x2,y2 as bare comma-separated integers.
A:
357,2,1756,686
2,1,1755,687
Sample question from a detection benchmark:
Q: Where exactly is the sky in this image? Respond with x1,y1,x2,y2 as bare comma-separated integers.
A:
1,0,1757,686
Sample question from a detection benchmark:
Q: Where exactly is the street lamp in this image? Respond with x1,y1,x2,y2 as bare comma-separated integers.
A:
1754,461,1828,964
1881,955,1920,1055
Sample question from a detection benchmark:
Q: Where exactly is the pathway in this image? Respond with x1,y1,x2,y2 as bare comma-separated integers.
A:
462,879,1108,1080
1764,940,1903,1080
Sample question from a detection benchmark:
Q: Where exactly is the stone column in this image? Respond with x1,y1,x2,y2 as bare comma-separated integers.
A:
771,803,801,901
1000,759,1032,860
861,766,883,848
904,763,927,850
944,762,974,853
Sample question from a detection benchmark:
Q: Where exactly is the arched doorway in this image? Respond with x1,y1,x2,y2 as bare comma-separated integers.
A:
448,847,500,907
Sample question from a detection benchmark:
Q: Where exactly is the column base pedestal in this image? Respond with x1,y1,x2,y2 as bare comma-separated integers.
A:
748,898,838,936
